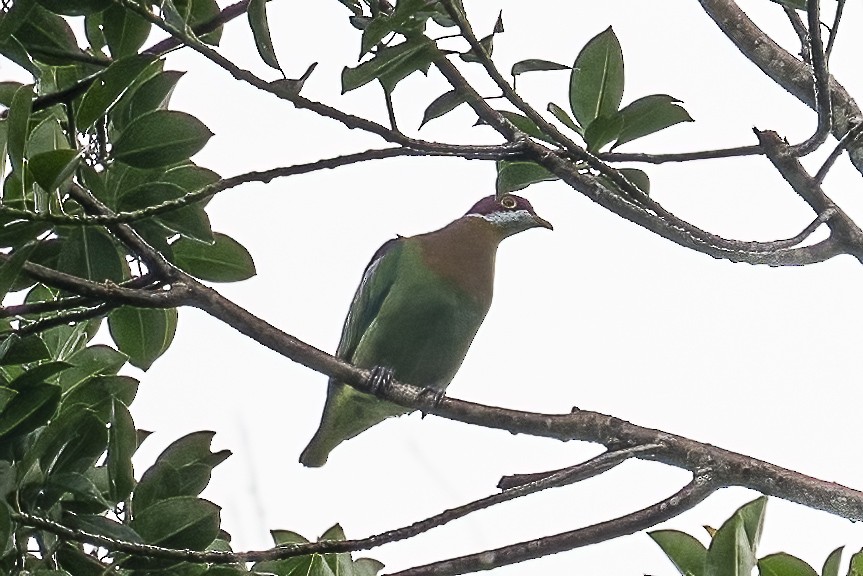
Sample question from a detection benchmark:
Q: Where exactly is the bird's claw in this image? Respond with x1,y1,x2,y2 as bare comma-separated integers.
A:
367,365,394,395
418,387,446,418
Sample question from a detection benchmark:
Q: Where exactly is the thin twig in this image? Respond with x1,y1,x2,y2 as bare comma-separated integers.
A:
815,121,863,182
14,303,116,338
824,0,845,61
791,0,832,156
386,476,716,576
784,7,811,62
598,144,762,164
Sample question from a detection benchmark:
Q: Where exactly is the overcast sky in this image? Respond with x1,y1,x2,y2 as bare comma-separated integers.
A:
62,0,863,574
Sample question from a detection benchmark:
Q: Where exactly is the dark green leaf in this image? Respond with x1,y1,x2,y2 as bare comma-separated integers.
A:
618,168,650,195
360,0,429,55
705,516,755,576
61,374,138,420
547,102,581,134
107,399,136,501
0,501,11,556
736,496,767,552
183,0,223,45
759,554,819,576
0,383,60,438
614,94,693,149
0,334,51,365
497,111,554,144
583,113,623,152
76,54,155,130
119,181,213,243
569,26,624,128
649,529,707,576
11,4,83,65
354,558,385,576
822,547,843,576
7,360,70,391
420,89,468,127
271,530,309,545
0,386,16,413
0,0,35,43
113,70,184,131
66,514,144,543
459,33,493,63
248,0,281,71
0,241,36,302
131,496,221,549
255,555,316,576
57,344,128,393
37,408,107,476
7,84,32,174
173,232,256,282
103,1,151,58
495,160,557,194
56,226,127,282
341,36,434,93
36,0,111,14
28,149,81,191
511,58,569,77
108,306,178,370
113,110,214,169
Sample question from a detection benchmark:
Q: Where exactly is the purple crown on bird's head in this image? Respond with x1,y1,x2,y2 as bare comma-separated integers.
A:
464,194,553,234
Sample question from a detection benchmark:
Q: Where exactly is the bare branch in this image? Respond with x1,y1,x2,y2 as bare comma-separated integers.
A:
598,145,763,164
386,476,715,576
791,0,832,156
824,0,845,61
815,121,863,182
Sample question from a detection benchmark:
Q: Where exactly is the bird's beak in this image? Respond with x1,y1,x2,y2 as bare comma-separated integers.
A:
532,214,553,230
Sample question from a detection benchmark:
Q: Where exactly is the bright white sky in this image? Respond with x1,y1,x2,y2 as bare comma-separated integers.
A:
65,0,863,574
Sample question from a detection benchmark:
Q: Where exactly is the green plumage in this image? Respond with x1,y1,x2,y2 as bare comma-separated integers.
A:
299,195,551,467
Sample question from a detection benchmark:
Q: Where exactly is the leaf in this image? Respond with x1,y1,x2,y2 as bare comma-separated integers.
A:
56,226,127,282
822,547,843,576
119,181,213,243
618,168,650,195
511,58,569,77
103,1,151,58
269,62,318,98
107,306,178,371
76,54,155,130
28,149,81,191
0,383,61,438
341,36,434,93
66,514,144,543
7,84,32,174
354,558,385,576
497,111,554,144
496,160,558,194
34,407,108,477
736,496,767,553
360,0,429,55
107,399,136,501
705,516,756,576
0,0,36,42
57,344,129,393
0,242,36,302
759,554,819,576
0,334,51,365
460,33,494,63
35,0,111,15
271,530,309,545
113,110,214,169
649,530,707,576
11,4,83,65
7,360,71,391
614,94,693,149
130,496,221,549
547,102,581,134
173,232,256,282
569,26,624,128
114,70,185,130
248,0,281,71
420,89,468,127
583,113,623,152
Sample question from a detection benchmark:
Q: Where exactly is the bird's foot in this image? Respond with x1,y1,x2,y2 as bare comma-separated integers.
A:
367,365,395,396
418,387,446,418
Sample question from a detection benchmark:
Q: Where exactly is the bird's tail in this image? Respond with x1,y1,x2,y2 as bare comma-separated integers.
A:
299,432,333,468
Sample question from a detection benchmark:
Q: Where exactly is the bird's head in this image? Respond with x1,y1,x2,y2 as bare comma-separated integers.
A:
464,194,553,238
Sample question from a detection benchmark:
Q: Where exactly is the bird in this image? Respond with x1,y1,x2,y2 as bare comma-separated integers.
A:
299,194,552,467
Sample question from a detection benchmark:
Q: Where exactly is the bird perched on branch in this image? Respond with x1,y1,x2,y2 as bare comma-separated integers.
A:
299,194,552,467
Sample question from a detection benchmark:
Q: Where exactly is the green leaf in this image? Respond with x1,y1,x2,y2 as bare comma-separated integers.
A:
118,181,213,243
108,306,178,371
822,547,843,576
56,226,127,282
0,334,51,365
248,0,281,71
113,110,214,169
11,4,83,65
420,89,468,127
61,374,138,419
35,0,111,15
759,554,819,576
618,168,650,195
107,399,136,501
511,58,569,77
103,1,151,58
354,558,385,576
0,386,16,413
173,232,256,282
614,94,693,149
341,36,434,93
495,160,558,194
547,102,581,134
7,84,32,174
0,501,12,557
7,360,71,391
66,514,144,543
271,530,309,545
0,242,36,302
649,530,707,576
57,344,129,393
736,496,767,552
705,516,756,576
28,149,81,191
770,0,805,9
0,0,35,42
583,113,623,152
113,70,185,131
496,111,554,144
131,496,221,549
0,383,60,438
459,33,494,63
360,0,429,55
569,26,624,128
848,551,863,576
133,431,230,511
182,0,223,45
76,54,155,130
35,407,108,477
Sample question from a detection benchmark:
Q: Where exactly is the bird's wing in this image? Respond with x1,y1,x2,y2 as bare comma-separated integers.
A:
334,236,404,361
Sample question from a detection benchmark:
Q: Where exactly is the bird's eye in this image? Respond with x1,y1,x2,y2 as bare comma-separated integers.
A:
500,196,517,209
